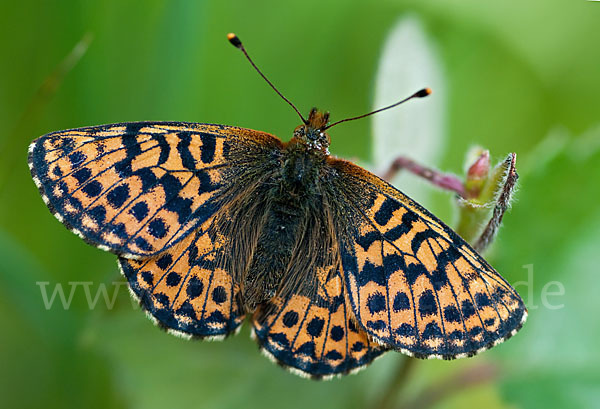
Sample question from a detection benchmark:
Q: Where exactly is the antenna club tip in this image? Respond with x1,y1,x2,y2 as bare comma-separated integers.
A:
415,88,432,98
227,33,242,48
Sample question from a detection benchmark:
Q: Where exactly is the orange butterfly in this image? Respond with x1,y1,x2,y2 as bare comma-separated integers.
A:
28,34,526,379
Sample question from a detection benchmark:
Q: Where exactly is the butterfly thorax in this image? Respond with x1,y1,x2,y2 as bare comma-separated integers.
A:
279,141,327,193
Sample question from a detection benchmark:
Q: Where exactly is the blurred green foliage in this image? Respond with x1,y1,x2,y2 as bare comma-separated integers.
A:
1,1,599,408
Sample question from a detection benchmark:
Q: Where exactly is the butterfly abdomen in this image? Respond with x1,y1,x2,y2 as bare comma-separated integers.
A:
241,147,326,310
241,198,304,310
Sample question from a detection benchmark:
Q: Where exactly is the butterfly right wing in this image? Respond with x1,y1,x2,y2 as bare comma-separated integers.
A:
118,215,245,339
28,122,283,258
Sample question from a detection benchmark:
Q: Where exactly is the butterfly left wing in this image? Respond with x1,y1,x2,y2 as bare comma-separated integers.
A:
28,122,283,257
328,158,527,359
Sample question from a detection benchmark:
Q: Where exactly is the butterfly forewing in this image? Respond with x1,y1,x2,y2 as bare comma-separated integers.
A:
28,122,282,257
330,159,527,359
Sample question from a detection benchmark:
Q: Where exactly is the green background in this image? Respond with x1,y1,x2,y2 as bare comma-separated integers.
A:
1,1,599,408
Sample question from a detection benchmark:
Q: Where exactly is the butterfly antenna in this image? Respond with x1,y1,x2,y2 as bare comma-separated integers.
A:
320,88,432,131
227,33,307,124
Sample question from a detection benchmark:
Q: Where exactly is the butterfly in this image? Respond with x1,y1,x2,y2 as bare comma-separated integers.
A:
28,33,526,379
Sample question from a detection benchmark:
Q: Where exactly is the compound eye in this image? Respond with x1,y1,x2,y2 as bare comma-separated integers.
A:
293,125,305,138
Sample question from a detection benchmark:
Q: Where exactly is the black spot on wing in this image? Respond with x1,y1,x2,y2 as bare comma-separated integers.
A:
296,342,316,358
166,272,181,287
212,286,227,304
405,262,428,286
443,305,461,323
156,253,173,270
422,322,442,340
135,168,159,191
393,292,410,312
160,173,183,198
155,134,171,166
356,260,386,286
196,169,221,193
437,245,462,266
330,325,344,341
325,350,343,360
374,197,401,226
396,323,414,337
431,268,448,291
124,122,145,134
130,201,149,222
461,300,476,318
268,332,290,348
356,231,379,251
475,292,491,307
134,237,153,252
282,311,299,328
222,139,231,160
176,132,196,169
347,318,359,333
200,133,216,164
122,125,145,157
82,180,102,197
307,317,325,337
418,290,437,317
206,310,226,324
73,168,92,183
411,229,437,255
166,196,194,224
89,205,106,224
52,165,63,178
141,271,153,285
384,211,419,242
148,218,168,239
107,184,130,208
186,276,204,299
176,300,197,319
367,292,386,314
367,320,386,331
69,151,86,168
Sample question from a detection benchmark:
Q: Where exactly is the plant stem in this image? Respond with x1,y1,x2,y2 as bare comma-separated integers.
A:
372,357,417,409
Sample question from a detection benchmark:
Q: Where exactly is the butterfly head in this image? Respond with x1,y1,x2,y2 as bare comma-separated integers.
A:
292,108,331,153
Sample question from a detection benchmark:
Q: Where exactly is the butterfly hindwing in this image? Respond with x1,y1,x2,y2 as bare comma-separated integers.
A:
252,269,386,379
119,216,245,339
330,159,527,359
28,122,283,257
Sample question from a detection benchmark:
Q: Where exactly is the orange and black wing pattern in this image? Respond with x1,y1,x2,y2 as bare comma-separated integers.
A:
118,215,245,339
28,122,282,258
330,159,527,359
252,265,386,379
29,121,283,338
